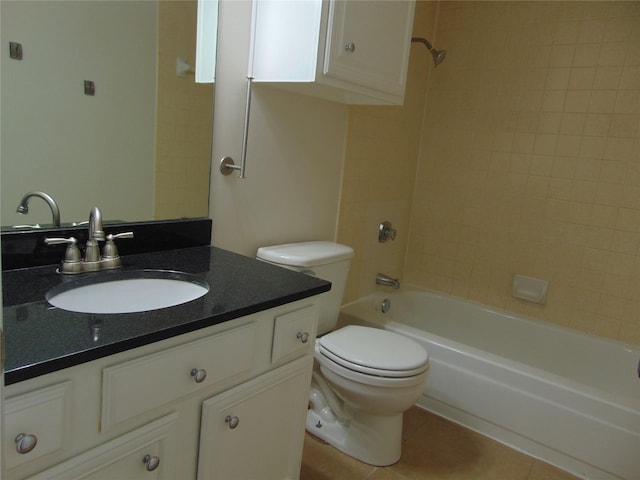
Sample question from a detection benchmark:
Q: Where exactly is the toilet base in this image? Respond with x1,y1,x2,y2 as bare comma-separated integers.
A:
306,406,402,466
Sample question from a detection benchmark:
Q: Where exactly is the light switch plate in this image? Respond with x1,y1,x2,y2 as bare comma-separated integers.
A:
84,80,95,96
9,41,23,60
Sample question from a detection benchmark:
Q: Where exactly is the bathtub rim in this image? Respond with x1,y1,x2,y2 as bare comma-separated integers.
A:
339,286,640,416
345,284,640,352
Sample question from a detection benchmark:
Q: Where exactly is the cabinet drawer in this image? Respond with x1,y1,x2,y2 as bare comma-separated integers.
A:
4,381,71,469
271,305,317,364
26,412,178,480
102,322,257,431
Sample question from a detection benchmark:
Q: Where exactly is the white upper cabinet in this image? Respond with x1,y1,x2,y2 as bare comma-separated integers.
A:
195,0,219,83
250,0,415,105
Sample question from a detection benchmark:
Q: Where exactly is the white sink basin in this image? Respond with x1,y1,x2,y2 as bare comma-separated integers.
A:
46,270,209,314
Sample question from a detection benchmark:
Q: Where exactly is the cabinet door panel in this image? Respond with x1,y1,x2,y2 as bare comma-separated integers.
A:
198,357,313,480
324,0,414,95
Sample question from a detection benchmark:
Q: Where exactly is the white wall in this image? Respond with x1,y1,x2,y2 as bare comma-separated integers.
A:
210,0,347,257
1,1,156,227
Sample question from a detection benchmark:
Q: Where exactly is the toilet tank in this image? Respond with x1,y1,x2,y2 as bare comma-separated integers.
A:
256,241,354,335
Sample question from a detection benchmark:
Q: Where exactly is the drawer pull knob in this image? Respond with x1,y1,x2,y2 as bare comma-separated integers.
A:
15,433,38,454
190,368,207,383
143,454,160,471
225,415,240,429
344,42,356,53
297,331,310,343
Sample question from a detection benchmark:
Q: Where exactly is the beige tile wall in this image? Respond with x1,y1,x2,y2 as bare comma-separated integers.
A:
338,1,640,347
404,1,640,346
155,1,213,220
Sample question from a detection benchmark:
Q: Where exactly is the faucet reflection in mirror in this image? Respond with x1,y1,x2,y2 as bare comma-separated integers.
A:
16,191,61,228
45,207,134,274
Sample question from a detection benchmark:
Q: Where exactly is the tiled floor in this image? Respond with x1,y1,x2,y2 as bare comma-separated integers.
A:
301,406,580,480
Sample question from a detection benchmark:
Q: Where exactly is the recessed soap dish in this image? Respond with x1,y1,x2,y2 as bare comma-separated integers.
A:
512,274,549,304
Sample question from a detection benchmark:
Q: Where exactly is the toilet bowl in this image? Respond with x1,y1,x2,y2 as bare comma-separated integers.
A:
256,241,429,466
309,325,428,466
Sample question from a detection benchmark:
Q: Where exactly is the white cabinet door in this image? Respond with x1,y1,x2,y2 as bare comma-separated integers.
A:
324,0,414,96
198,356,313,480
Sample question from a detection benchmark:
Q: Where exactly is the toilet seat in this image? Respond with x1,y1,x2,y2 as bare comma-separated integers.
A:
318,326,429,378
317,348,429,388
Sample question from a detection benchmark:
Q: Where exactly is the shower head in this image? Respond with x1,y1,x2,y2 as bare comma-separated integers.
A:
411,37,446,67
431,49,447,66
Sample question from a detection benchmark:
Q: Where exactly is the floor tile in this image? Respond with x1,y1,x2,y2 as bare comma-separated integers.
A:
528,461,585,480
300,432,374,480
390,414,534,480
365,468,407,480
301,407,581,480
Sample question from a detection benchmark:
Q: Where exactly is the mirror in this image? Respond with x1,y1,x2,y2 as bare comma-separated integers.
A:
1,0,216,230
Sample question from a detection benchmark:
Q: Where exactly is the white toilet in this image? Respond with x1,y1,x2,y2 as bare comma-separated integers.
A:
256,241,429,466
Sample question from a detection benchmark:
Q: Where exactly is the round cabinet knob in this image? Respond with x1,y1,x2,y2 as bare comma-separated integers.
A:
344,42,356,53
15,433,38,454
143,454,160,472
296,331,309,344
190,368,207,383
225,415,240,429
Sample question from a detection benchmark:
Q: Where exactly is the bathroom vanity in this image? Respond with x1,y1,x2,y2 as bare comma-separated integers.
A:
2,245,329,479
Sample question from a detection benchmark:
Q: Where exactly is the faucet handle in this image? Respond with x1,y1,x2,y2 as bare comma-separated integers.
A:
44,237,82,263
109,232,134,240
378,221,397,243
102,232,134,259
44,237,74,245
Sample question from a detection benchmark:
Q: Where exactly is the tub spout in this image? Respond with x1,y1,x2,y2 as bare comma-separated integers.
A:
376,273,400,289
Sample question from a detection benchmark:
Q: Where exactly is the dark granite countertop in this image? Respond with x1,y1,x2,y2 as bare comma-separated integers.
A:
2,246,331,385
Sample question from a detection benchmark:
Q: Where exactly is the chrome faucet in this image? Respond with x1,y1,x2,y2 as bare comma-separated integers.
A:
85,206,105,262
44,206,133,274
376,273,400,289
88,206,105,241
16,191,61,227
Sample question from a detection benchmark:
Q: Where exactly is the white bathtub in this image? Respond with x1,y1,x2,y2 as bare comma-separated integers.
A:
338,287,640,480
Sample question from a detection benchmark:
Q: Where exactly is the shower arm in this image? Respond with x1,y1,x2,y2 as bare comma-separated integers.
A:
411,37,435,51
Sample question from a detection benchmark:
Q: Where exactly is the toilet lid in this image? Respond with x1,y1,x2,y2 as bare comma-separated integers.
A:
318,326,429,377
